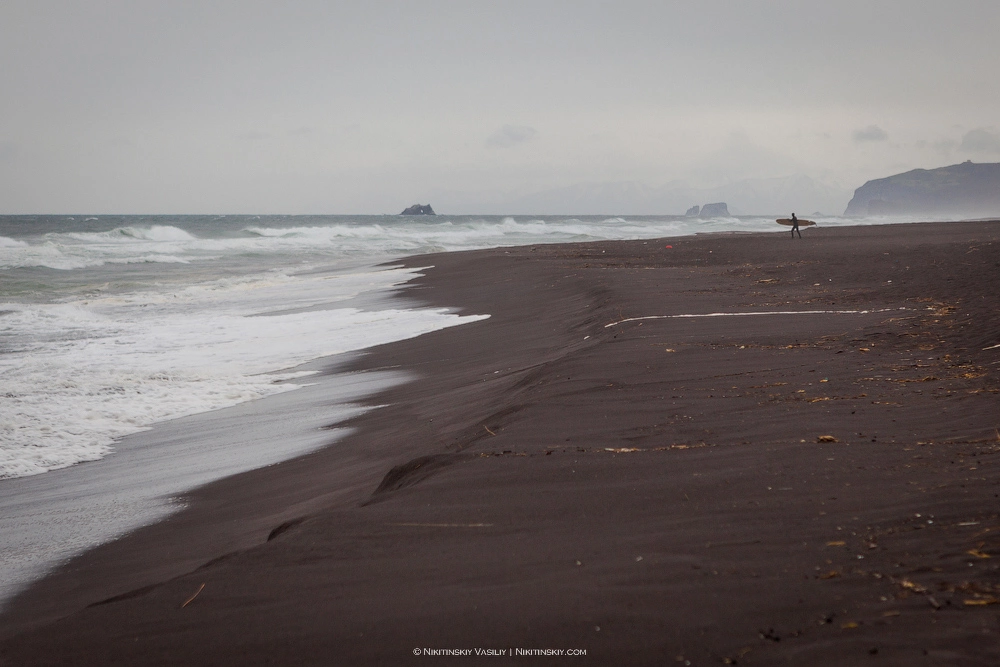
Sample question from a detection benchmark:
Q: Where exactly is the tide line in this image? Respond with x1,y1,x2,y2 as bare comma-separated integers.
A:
604,308,904,328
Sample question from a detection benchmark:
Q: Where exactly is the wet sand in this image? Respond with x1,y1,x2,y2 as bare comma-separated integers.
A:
2,221,999,665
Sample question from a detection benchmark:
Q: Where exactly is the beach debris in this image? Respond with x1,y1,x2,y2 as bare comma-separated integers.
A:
819,570,841,579
882,610,900,617
963,596,999,606
841,621,859,629
653,443,708,451
723,650,753,667
826,540,846,547
758,628,782,642
604,447,640,453
817,435,839,443
181,583,205,608
898,579,928,594
483,425,496,436
966,548,991,559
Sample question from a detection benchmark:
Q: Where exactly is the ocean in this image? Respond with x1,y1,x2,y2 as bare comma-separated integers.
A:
0,211,919,603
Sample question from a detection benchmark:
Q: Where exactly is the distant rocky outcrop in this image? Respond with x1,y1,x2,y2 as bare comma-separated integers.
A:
844,161,1000,217
400,204,436,215
685,205,700,216
699,202,730,218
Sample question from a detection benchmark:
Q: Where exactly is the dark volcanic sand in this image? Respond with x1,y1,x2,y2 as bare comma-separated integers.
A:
2,221,999,666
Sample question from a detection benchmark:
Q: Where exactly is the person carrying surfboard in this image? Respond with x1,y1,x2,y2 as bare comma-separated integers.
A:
790,213,801,239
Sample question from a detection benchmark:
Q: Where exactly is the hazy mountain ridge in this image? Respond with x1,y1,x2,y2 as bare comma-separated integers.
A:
844,162,1000,217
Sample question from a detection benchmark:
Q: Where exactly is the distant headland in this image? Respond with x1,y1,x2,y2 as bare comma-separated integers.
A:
845,161,1000,217
400,204,436,215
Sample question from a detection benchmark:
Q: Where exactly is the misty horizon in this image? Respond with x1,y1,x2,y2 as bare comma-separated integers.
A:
2,1,999,215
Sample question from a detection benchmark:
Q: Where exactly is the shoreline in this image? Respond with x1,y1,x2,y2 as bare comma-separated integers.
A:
0,353,406,608
2,220,999,665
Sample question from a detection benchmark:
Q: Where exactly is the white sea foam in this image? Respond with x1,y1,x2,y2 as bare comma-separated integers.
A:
0,217,718,270
63,225,194,243
0,266,486,479
0,236,26,248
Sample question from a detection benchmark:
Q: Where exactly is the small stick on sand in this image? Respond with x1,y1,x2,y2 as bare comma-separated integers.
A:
484,425,496,436
181,583,206,608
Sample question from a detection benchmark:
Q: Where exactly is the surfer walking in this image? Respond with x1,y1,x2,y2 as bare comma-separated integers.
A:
790,213,801,239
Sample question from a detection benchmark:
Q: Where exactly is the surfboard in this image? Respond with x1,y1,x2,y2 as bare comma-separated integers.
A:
776,218,816,226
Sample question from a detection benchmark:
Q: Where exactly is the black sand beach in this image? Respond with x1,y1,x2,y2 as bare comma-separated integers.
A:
2,221,999,665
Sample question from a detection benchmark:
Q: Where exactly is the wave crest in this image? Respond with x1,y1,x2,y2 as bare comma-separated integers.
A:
115,225,199,242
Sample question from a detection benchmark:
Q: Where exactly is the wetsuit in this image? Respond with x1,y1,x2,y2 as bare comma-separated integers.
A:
790,214,801,239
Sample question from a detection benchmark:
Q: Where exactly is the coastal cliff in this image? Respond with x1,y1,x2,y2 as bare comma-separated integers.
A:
845,161,1000,217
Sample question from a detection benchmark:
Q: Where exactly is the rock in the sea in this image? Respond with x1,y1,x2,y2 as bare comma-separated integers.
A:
844,161,1000,217
699,202,730,218
400,204,436,215
685,205,700,216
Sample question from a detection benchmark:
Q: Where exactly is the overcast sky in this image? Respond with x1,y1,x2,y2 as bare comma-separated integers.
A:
2,1,999,214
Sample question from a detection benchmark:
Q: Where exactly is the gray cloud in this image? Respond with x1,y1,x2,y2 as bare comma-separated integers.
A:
1,2,999,213
688,131,801,186
960,128,1000,154
236,130,269,142
915,138,957,156
486,125,537,149
0,140,18,162
853,125,888,142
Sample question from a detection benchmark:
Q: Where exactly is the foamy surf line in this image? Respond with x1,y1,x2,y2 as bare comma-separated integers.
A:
0,361,410,608
604,307,908,327
0,263,487,480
